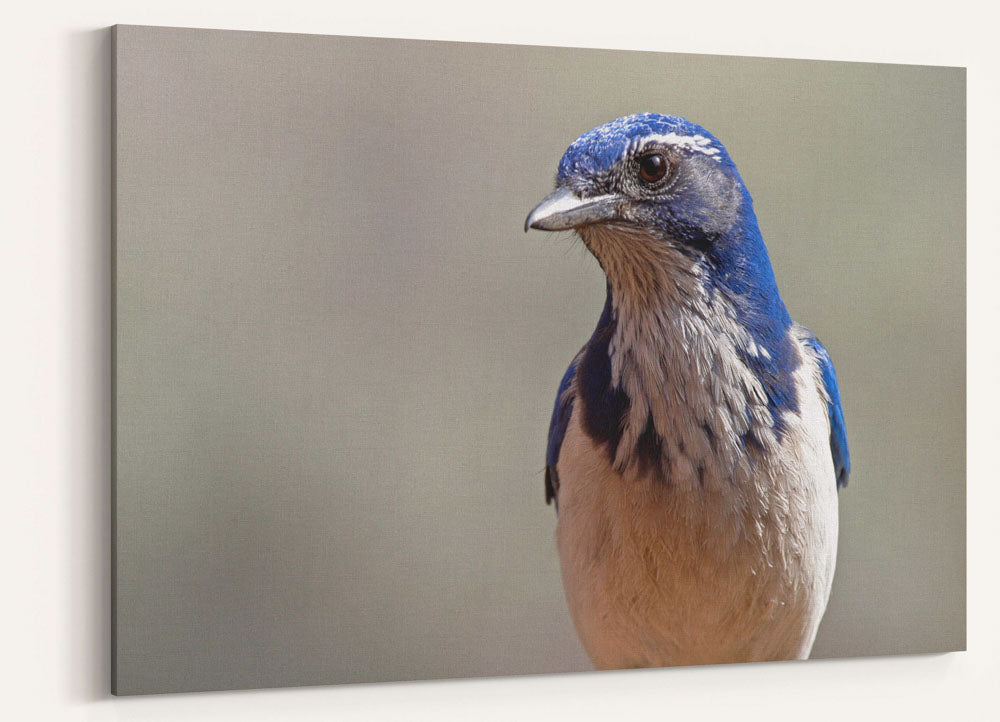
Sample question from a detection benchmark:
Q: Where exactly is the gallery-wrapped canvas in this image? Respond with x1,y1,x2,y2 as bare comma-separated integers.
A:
112,24,965,695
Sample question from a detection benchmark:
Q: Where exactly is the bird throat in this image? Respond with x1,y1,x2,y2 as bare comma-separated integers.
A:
576,225,781,487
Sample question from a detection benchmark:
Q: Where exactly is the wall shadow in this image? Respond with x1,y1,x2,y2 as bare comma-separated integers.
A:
65,26,112,702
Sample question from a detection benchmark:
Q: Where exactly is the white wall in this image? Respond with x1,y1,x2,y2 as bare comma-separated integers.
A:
1,1,995,719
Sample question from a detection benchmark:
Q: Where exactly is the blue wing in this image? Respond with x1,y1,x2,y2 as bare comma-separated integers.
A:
545,356,579,507
801,330,851,489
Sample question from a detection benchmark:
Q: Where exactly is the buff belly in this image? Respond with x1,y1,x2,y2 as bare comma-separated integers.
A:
554,370,839,669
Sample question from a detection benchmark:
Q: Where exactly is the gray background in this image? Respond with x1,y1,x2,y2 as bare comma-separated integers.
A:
113,25,965,695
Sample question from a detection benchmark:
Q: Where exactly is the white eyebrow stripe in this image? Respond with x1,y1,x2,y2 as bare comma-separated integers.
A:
629,132,724,161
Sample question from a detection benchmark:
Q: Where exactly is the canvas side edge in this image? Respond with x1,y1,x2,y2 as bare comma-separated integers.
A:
109,22,120,697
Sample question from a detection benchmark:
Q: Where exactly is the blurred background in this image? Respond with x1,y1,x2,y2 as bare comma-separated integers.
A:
114,25,964,694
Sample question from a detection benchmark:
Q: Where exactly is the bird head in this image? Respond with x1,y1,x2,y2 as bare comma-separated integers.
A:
525,114,790,328
525,113,749,257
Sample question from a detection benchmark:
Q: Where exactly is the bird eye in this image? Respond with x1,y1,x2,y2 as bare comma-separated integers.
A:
637,153,668,184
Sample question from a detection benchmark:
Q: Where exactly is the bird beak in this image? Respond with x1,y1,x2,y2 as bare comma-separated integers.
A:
524,187,620,232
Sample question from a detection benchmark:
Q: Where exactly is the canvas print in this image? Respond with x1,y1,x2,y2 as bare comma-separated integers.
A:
112,25,965,694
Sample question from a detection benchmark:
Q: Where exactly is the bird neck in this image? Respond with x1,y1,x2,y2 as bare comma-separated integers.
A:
576,223,800,483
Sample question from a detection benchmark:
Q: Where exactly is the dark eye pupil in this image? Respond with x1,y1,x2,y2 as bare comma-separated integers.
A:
639,154,667,183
